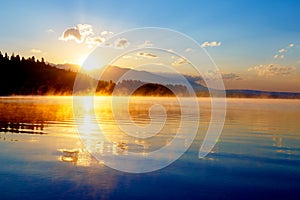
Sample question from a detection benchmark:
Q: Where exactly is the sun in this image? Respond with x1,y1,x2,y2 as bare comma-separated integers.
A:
78,55,88,66
78,55,103,72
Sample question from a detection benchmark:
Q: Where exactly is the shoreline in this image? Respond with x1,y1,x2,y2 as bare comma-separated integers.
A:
0,95,300,100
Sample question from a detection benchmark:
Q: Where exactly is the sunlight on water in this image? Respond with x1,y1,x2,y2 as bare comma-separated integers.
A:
0,96,300,199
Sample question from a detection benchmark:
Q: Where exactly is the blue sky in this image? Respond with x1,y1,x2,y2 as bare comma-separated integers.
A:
0,0,299,91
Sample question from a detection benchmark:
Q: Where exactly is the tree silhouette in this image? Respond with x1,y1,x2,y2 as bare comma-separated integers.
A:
0,51,191,96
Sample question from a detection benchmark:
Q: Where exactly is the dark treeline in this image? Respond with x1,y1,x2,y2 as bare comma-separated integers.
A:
0,51,79,95
114,80,188,96
0,52,187,96
0,51,118,95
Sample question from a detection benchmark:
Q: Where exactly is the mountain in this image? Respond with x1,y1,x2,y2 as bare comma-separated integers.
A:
99,66,192,85
99,66,300,98
54,63,80,72
226,89,300,99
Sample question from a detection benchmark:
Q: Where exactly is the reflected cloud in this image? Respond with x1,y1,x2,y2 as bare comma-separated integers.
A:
58,148,94,167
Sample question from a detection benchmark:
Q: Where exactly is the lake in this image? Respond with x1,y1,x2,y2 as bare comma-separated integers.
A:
0,96,300,199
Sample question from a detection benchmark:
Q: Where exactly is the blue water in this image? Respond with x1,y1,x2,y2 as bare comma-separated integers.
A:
0,97,300,199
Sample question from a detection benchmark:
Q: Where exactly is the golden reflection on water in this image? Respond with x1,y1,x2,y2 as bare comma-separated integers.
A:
1,96,300,167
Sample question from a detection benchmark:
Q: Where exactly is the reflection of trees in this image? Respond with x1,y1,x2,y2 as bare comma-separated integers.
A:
59,144,128,166
0,99,73,135
0,134,18,142
60,149,80,164
0,121,44,134
59,149,94,167
272,135,283,148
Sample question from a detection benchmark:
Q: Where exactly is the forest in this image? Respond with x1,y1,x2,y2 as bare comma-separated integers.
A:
0,52,184,96
0,51,81,95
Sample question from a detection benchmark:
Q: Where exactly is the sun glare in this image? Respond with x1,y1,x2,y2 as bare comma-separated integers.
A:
83,96,93,112
78,55,88,66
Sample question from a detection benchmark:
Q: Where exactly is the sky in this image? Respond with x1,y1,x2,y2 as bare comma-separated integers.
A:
0,0,300,92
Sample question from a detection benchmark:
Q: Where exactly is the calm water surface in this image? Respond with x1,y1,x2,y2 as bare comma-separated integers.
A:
0,96,300,199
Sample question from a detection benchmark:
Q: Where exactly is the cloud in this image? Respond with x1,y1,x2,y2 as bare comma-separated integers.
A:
30,49,42,53
221,72,242,80
76,24,94,36
185,48,192,52
85,36,105,48
100,31,114,36
60,27,82,42
137,52,157,58
274,43,296,59
201,41,221,48
59,24,94,43
114,38,129,49
138,40,153,48
46,29,54,33
171,57,189,66
60,24,116,49
248,64,296,77
274,54,284,59
203,70,241,81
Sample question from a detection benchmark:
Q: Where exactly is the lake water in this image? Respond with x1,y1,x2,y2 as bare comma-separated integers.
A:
0,96,300,199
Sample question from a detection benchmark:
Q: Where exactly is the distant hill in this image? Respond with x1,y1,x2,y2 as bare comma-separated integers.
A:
225,89,300,99
101,66,300,99
100,66,190,85
54,63,80,72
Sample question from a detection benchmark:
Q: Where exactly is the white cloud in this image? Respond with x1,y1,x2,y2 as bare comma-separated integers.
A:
248,64,296,77
171,57,189,66
85,36,105,48
273,43,297,60
138,40,153,48
185,48,192,52
59,24,94,43
137,52,157,58
60,27,82,42
100,31,114,36
30,49,42,53
76,24,94,37
60,24,116,48
274,54,285,59
46,29,54,33
203,70,241,81
114,38,129,49
221,72,242,80
201,41,221,48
